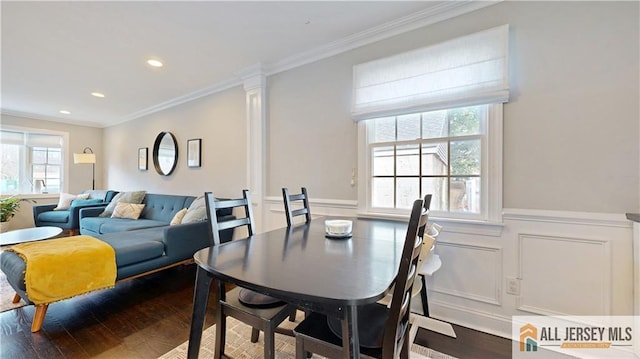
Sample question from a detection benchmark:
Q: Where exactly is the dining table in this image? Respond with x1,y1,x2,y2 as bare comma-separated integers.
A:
187,216,411,359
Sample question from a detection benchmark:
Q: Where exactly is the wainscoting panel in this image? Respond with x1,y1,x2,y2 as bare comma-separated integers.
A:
517,234,611,316
260,198,635,339
431,242,503,305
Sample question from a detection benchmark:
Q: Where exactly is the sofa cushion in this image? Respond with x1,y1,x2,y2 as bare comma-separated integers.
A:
70,198,104,208
100,191,146,217
82,217,167,234
140,194,194,222
97,228,166,267
111,203,145,219
37,210,70,223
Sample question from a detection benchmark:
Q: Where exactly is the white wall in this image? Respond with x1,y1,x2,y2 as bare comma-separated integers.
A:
102,85,247,199
1,114,103,229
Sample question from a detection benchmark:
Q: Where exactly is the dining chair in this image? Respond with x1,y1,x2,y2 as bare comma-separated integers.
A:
205,190,297,359
293,197,430,359
282,187,311,226
378,194,432,309
282,187,312,320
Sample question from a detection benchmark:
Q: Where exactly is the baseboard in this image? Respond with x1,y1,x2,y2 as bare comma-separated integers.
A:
429,300,513,339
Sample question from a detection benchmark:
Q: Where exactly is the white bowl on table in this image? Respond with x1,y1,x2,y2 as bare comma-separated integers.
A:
325,219,352,238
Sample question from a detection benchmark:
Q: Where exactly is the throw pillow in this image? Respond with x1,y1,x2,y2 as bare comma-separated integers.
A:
170,208,188,225
100,190,146,217
111,202,145,220
54,193,83,210
181,196,207,223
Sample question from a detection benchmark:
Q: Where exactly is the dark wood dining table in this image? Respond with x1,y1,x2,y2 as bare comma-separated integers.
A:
187,217,410,359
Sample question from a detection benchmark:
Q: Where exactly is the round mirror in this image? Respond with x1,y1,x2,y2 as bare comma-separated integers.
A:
153,132,178,176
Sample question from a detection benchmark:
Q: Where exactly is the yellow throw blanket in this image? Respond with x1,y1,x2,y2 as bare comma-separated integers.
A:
8,235,116,305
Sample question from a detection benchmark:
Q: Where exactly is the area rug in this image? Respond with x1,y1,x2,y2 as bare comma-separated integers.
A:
160,315,457,359
0,270,26,313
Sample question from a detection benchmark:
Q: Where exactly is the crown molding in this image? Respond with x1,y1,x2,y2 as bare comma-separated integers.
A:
113,1,499,125
0,109,104,128
111,76,242,126
266,0,500,76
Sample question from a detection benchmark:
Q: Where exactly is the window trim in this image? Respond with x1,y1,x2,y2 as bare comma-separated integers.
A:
0,125,69,195
357,104,503,224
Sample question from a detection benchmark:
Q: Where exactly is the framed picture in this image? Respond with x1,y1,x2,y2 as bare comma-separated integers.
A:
138,147,148,171
187,138,202,168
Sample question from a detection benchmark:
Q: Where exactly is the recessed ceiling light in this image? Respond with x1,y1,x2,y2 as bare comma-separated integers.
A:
147,59,163,68
59,110,71,115
91,92,105,98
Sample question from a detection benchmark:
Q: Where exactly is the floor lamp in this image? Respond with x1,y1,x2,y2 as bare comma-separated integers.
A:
74,147,96,190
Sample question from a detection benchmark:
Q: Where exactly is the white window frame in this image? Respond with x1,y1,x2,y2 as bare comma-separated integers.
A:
0,125,69,196
357,104,503,226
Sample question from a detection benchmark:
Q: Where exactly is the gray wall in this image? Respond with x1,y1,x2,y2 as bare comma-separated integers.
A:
267,1,639,214
103,85,247,199
1,113,103,228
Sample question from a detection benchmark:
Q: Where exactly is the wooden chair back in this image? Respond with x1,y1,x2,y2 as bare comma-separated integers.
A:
282,187,311,227
382,197,429,358
205,189,255,246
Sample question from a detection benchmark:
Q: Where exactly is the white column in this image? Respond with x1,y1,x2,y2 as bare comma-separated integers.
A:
239,64,267,233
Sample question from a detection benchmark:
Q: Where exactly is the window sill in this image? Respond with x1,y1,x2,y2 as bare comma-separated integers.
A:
357,211,504,237
6,193,60,200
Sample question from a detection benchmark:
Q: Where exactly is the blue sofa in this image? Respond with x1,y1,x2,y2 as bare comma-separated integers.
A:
78,193,234,280
1,192,234,332
32,189,119,235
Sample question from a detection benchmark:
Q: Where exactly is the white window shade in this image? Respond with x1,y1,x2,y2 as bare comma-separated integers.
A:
26,133,63,148
352,25,509,121
0,130,25,145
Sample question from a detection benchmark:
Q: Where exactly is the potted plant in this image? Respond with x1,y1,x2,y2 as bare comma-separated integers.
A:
0,196,36,232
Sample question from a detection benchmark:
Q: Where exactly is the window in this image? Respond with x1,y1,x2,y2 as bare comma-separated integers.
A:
355,25,508,222
0,128,67,194
362,104,502,221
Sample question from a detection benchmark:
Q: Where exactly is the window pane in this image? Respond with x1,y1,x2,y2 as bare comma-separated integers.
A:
44,178,60,194
450,139,480,175
396,144,419,176
397,114,420,141
372,178,394,208
47,149,61,164
422,142,448,175
33,165,46,179
396,177,419,209
422,110,448,139
46,165,60,177
450,177,480,213
422,177,447,211
372,146,394,176
448,106,482,136
369,117,396,143
32,149,47,164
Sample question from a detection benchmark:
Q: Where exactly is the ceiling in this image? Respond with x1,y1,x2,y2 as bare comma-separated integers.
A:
1,1,489,128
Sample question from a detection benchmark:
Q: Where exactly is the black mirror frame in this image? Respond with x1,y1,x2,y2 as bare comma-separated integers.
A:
152,131,178,176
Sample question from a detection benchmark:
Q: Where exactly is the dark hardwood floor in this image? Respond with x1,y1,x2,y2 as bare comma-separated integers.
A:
0,264,512,359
